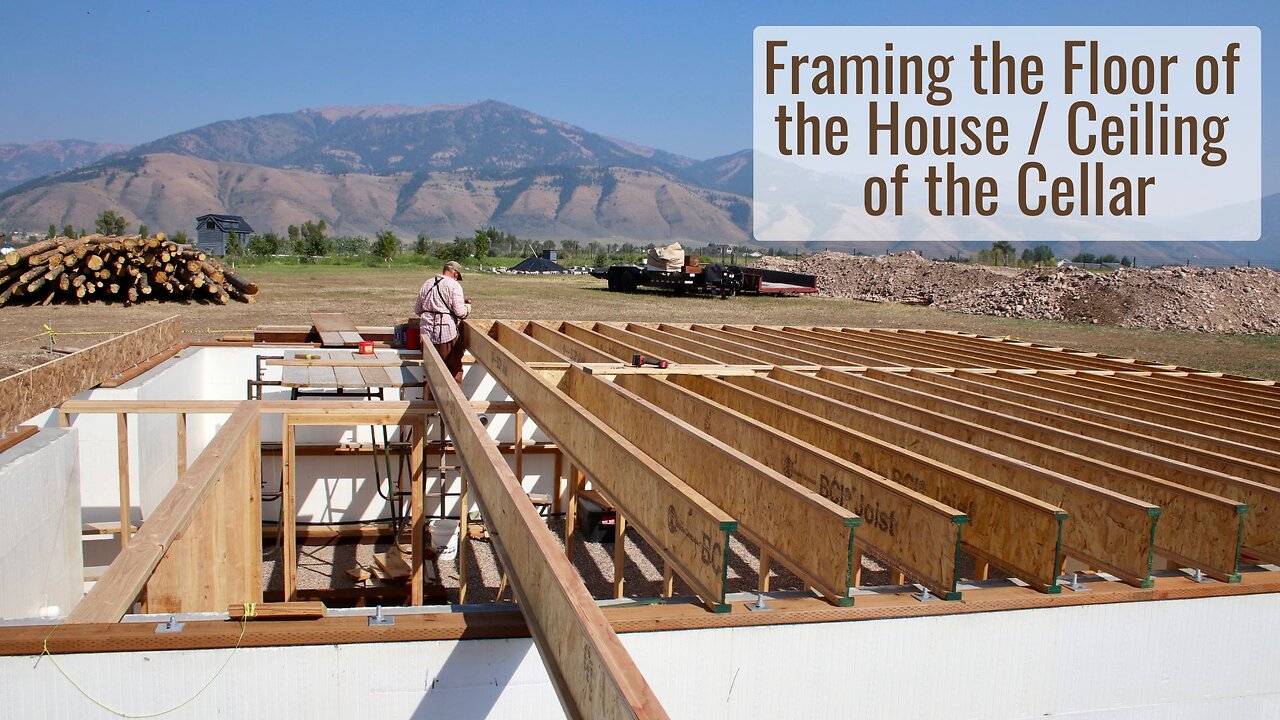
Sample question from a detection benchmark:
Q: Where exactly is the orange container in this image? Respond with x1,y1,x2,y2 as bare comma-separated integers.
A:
357,341,375,355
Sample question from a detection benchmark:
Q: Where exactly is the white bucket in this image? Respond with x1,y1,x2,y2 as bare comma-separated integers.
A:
430,519,460,558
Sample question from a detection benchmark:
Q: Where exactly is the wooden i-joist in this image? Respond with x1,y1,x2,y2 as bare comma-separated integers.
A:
465,320,1280,598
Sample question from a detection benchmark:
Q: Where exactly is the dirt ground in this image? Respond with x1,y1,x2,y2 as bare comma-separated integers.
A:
1,264,1277,379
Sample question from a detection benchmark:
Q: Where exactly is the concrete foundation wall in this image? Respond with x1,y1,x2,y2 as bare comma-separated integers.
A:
7,592,1280,717
0,429,82,620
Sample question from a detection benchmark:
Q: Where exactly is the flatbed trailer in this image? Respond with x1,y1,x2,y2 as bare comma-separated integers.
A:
592,264,818,297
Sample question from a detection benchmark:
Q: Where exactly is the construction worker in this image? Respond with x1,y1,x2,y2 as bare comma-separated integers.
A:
415,260,470,384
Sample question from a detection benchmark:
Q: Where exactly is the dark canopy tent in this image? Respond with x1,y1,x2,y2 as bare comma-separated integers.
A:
509,257,567,273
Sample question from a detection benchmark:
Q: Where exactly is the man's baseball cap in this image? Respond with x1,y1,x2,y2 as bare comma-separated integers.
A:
443,260,463,279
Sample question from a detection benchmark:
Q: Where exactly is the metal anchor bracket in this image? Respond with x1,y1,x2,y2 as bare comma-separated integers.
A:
1061,573,1090,592
155,615,185,634
368,605,395,626
745,593,773,612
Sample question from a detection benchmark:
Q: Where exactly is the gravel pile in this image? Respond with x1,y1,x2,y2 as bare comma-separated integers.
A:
757,252,1280,334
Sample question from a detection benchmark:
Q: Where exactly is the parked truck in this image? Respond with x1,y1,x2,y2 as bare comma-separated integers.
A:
591,243,818,297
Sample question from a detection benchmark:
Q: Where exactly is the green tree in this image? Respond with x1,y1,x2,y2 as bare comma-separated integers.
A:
1073,252,1097,263
449,235,474,261
991,241,1016,266
172,230,190,245
47,224,56,239
372,231,399,261
224,231,244,256
1098,253,1120,264
62,225,76,239
138,223,149,238
561,239,581,254
473,229,491,261
300,220,331,257
248,232,281,256
94,209,127,236
286,224,303,254
1020,248,1035,265
414,233,430,255
1121,256,1132,267
1031,244,1054,264
334,236,369,256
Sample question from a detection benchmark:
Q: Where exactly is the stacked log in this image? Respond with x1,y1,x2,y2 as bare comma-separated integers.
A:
0,234,259,306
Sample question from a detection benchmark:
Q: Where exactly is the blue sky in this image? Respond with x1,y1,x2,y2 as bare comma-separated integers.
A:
3,1,1276,184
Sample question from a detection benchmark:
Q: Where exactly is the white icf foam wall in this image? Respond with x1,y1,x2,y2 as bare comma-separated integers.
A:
7,592,1280,718
53,346,560,562
0,428,82,619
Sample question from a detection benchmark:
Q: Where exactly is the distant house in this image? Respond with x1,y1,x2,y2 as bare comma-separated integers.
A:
195,214,254,255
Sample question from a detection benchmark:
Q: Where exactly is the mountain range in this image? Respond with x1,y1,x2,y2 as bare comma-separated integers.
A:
0,100,1274,265
0,101,753,243
0,140,132,192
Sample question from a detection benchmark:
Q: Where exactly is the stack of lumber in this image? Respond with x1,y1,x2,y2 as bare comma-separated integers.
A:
0,233,259,306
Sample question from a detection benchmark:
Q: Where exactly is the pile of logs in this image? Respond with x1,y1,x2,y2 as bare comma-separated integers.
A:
0,234,258,306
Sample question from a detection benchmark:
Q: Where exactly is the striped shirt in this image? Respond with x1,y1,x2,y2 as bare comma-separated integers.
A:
415,274,469,345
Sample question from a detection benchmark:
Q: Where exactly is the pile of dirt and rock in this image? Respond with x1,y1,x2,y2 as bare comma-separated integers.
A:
755,251,1280,334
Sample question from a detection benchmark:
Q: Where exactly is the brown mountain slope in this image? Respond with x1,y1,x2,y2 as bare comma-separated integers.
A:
0,153,750,242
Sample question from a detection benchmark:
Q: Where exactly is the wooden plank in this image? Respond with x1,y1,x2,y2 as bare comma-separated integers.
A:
909,330,1173,371
620,324,762,365
616,373,967,599
0,425,39,455
359,365,389,387
590,323,721,365
528,322,620,363
410,415,426,605
116,414,130,550
311,312,362,348
306,365,338,388
267,359,423,367
333,365,366,388
467,323,736,609
670,375,1067,593
614,514,627,599
228,601,327,620
425,323,670,720
563,368,859,604
59,399,521,417
965,372,1280,454
176,413,187,477
68,402,261,623
560,323,650,362
806,327,1025,368
763,327,906,367
99,342,188,388
917,370,1280,478
0,316,180,433
494,321,572,363
282,414,297,602
878,369,1280,563
514,409,525,482
739,370,1160,587
857,328,1048,368
25,572,1280,658
459,473,470,604
583,364,763,377
650,323,806,366
1053,371,1280,429
692,325,854,366
815,368,1247,581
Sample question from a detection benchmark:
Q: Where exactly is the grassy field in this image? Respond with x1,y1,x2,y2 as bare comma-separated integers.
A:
1,263,1277,379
